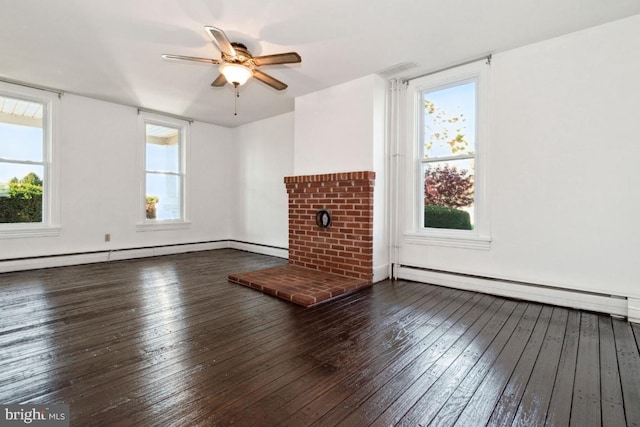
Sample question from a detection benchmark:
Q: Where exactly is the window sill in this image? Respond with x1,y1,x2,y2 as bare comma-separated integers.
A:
136,221,191,232
0,225,62,239
404,231,491,250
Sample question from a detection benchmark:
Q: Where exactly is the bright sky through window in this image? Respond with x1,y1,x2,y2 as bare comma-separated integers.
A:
423,81,476,159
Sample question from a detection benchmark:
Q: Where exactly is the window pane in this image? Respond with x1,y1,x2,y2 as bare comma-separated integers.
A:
423,81,475,159
146,172,181,220
423,159,474,230
146,124,179,172
0,95,44,161
0,164,44,223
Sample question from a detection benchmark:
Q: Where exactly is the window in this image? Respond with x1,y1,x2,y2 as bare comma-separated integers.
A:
405,60,490,249
143,122,185,223
0,86,59,237
421,81,476,230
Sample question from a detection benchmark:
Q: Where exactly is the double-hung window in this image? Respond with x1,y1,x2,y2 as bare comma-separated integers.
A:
0,85,59,237
139,115,188,229
421,80,477,230
406,60,490,249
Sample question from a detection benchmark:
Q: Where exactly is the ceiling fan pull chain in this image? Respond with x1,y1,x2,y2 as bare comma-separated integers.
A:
234,85,239,116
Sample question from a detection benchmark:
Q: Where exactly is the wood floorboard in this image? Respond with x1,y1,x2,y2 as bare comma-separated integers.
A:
511,307,568,427
598,317,626,427
158,283,427,426
2,290,278,403
28,297,289,406
571,312,601,427
452,303,543,427
613,318,640,427
0,249,639,427
487,305,554,426
212,288,472,427
544,310,581,427
427,302,528,427
192,283,448,426
280,286,466,427
378,299,517,426
105,286,400,425
1,291,269,387
77,290,374,422
337,294,500,426
310,291,481,426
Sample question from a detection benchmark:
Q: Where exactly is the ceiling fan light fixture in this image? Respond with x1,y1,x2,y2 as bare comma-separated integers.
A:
219,63,252,86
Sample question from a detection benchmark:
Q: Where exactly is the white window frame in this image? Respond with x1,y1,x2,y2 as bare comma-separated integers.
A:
136,112,190,232
0,82,61,238
403,61,491,250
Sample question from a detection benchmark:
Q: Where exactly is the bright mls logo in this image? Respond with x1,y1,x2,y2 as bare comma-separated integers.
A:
0,405,69,427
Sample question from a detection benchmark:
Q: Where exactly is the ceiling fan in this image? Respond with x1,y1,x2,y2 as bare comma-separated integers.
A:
162,26,301,91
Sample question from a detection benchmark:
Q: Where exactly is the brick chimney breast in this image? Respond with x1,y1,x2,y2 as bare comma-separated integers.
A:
284,171,375,283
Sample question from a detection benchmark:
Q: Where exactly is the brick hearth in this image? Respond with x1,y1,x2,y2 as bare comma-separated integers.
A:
227,265,369,307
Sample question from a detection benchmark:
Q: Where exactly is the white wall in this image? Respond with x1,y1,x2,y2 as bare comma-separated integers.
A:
0,93,234,260
231,112,294,250
372,76,389,281
294,75,380,176
294,75,389,281
399,15,640,300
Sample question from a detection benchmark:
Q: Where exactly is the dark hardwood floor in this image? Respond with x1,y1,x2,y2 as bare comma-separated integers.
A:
1,249,639,426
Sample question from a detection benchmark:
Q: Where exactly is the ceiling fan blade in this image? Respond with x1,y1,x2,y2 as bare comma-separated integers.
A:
205,26,236,56
253,52,302,66
161,54,219,65
253,69,288,90
211,73,227,87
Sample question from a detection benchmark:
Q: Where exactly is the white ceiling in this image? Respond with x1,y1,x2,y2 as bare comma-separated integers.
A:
1,1,638,127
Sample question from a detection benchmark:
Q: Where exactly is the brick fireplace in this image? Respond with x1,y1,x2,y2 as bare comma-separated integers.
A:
228,170,375,307
284,171,375,283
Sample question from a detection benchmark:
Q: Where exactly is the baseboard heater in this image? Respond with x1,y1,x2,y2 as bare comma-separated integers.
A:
395,264,635,321
0,240,288,273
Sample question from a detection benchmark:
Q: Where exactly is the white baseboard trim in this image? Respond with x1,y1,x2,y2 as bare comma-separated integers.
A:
628,298,640,324
396,265,628,318
0,241,286,273
105,241,230,262
0,252,110,272
228,241,288,259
